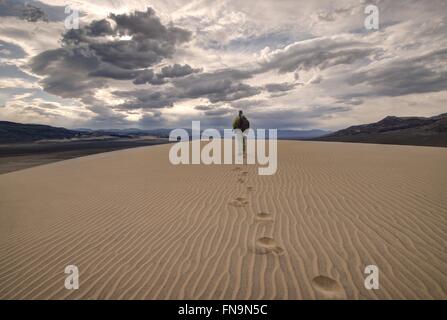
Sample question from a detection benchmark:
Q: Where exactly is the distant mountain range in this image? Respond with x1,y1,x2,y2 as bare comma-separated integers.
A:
0,121,81,144
2,114,446,147
314,113,447,147
0,121,329,144
276,129,330,139
75,127,174,138
76,128,330,139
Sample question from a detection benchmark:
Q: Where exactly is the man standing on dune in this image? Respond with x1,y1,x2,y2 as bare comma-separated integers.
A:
233,110,250,155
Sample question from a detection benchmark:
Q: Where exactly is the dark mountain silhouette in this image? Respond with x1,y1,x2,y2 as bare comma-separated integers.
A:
315,113,447,147
0,121,82,144
0,122,148,144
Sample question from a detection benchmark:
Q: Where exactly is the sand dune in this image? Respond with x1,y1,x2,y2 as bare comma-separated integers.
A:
0,141,446,299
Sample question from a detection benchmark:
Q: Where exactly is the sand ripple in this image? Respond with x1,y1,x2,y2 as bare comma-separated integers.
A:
0,141,446,299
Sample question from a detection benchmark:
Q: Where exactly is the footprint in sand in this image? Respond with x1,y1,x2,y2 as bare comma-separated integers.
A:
246,186,254,192
255,237,284,255
255,212,273,222
311,275,344,296
240,171,248,176
229,197,249,207
237,178,245,184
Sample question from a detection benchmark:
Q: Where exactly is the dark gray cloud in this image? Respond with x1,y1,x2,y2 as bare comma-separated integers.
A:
90,63,139,80
84,105,131,127
205,82,261,103
87,39,172,70
132,69,165,85
21,4,48,22
89,62,200,85
0,40,27,60
244,104,351,129
258,35,379,74
23,106,59,118
132,63,200,85
138,110,165,127
29,8,192,102
111,8,190,43
29,47,106,100
0,0,66,22
0,1,47,22
0,63,37,80
86,19,115,36
82,107,166,129
170,33,379,105
113,89,178,109
66,9,192,70
203,107,234,117
264,82,297,92
348,48,447,97
193,103,234,117
172,68,260,103
159,63,201,78
112,68,261,110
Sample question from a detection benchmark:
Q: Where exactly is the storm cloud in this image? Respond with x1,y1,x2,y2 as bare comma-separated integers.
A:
348,48,447,97
264,82,297,93
29,8,192,102
0,0,66,22
133,64,201,85
172,68,260,103
0,1,48,22
257,35,379,74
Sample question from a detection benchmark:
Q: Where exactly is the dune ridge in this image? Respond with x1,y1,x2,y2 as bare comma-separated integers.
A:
0,141,447,299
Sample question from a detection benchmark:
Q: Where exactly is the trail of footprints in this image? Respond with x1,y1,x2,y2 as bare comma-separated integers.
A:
228,167,283,255
227,166,344,296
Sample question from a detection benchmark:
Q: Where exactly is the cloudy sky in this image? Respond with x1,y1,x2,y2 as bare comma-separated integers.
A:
0,0,446,130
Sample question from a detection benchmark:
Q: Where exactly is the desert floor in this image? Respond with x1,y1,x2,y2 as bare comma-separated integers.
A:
0,141,446,299
0,138,169,174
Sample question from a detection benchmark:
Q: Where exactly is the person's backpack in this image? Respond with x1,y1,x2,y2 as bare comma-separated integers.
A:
240,115,250,131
